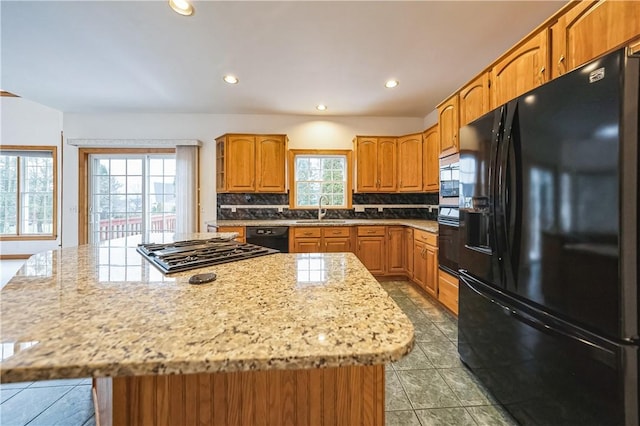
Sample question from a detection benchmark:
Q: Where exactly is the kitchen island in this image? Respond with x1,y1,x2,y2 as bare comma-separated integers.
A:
0,233,414,425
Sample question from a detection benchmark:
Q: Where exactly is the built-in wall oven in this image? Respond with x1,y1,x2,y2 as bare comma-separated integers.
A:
438,206,459,276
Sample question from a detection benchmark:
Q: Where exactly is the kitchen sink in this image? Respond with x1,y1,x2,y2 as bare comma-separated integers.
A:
295,219,346,224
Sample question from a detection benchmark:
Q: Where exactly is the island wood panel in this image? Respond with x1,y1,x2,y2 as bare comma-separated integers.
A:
95,365,384,426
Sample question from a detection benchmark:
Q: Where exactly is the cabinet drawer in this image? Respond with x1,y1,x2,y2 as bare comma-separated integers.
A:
438,269,459,315
322,227,351,238
414,229,437,246
293,227,322,238
357,226,385,237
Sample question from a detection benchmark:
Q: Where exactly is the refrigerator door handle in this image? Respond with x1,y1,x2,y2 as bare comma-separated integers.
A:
497,101,521,289
490,106,506,261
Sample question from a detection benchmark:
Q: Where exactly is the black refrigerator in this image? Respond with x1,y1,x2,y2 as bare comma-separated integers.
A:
458,48,639,425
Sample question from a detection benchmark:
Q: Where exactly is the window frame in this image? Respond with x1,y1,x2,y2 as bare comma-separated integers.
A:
287,149,353,210
0,145,58,241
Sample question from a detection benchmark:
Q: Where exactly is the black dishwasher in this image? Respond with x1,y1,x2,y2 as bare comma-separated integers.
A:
245,226,289,253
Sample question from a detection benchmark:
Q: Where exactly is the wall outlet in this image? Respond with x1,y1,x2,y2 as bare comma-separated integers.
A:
354,205,365,213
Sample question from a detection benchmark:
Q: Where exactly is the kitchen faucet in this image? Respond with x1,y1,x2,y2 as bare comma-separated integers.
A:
318,195,329,221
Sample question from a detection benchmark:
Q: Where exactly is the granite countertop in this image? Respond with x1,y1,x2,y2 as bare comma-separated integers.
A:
210,219,439,233
0,233,414,383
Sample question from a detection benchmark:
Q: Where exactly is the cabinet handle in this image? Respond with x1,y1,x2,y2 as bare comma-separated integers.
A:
540,66,545,75
304,232,312,236
558,55,565,64
318,241,321,247
367,230,376,234
332,231,340,235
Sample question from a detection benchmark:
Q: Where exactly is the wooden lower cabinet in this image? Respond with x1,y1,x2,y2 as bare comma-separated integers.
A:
322,227,352,252
356,226,386,275
386,227,405,275
413,240,427,289
290,227,352,253
438,269,459,315
94,364,385,426
404,228,414,279
357,237,386,275
413,230,438,299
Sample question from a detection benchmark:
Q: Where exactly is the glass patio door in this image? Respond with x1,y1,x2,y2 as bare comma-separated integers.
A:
88,155,175,244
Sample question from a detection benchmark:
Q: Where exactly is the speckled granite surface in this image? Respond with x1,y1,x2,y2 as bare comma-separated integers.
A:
210,219,439,233
0,233,414,383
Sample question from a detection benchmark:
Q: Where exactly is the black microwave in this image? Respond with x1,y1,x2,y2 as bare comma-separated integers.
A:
439,154,460,199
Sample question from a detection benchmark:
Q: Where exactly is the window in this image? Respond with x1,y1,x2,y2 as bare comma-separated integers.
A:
288,150,352,209
88,154,176,244
0,146,57,239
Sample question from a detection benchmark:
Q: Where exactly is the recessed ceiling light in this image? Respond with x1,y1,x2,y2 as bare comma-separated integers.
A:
385,80,399,88
316,104,327,111
168,0,194,16
223,75,239,84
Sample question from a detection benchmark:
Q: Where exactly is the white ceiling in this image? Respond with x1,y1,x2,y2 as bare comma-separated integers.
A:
1,1,566,117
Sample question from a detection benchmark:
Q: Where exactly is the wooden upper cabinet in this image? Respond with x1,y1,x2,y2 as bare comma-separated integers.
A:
438,94,459,157
491,29,550,107
355,137,397,192
355,137,378,192
397,133,423,192
216,134,287,193
422,125,439,192
226,135,255,192
255,136,286,192
551,1,640,78
378,138,397,192
459,72,491,126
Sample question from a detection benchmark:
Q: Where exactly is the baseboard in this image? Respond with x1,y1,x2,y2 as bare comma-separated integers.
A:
0,254,31,260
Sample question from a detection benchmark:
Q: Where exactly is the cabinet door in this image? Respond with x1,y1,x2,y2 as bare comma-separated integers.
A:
422,126,439,192
324,237,351,253
356,237,386,275
377,138,397,192
226,135,256,192
552,1,640,78
459,73,491,126
438,95,459,157
356,137,378,192
216,138,226,192
424,244,438,298
491,29,549,107
397,134,423,192
404,228,414,279
413,240,426,289
293,238,322,253
255,136,286,193
386,227,405,275
438,269,459,316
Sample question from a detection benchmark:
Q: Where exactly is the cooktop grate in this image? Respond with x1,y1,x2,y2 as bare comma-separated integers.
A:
137,238,279,274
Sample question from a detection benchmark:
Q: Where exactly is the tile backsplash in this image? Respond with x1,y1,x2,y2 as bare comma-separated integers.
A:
217,192,439,220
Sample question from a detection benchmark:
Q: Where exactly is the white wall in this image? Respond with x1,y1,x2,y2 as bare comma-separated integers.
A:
423,110,438,129
62,113,425,246
0,97,63,255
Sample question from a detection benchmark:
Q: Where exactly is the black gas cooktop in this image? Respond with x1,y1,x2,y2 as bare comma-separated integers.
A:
137,238,279,274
